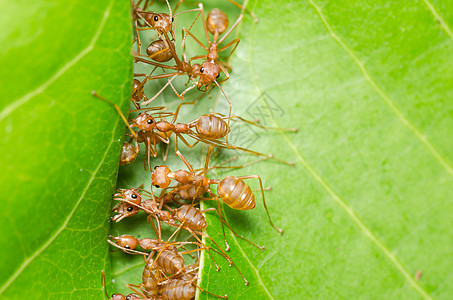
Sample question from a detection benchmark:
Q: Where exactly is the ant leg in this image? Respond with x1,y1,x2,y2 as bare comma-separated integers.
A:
91,92,137,139
144,137,158,171
214,112,298,132
141,75,177,106
178,7,203,48
194,229,249,285
185,229,221,271
213,81,232,146
188,54,208,63
202,145,213,176
238,175,284,234
219,38,241,60
181,28,209,50
134,20,142,54
188,133,295,166
171,101,196,123
175,149,195,174
134,56,179,71
212,194,230,251
174,134,201,155
203,200,265,251
218,14,244,45
225,0,259,22
173,0,184,13
180,83,197,99
198,3,211,43
191,280,228,299
161,142,170,162
193,155,239,173
101,271,110,299
126,284,149,299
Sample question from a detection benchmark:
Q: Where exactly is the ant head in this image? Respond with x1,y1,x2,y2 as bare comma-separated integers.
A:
146,13,173,34
151,165,171,189
134,112,156,131
111,202,141,222
120,142,139,166
197,61,220,88
206,9,229,35
111,234,138,250
110,294,126,300
122,188,142,205
114,188,142,204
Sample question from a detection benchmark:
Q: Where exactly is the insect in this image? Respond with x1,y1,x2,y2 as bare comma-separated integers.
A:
116,191,249,284
181,3,244,85
134,32,224,102
126,102,296,166
150,145,283,252
132,0,202,56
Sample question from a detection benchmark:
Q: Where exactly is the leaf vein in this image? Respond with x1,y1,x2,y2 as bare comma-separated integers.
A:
227,231,275,300
308,0,453,178
422,0,453,40
0,1,113,122
279,129,432,300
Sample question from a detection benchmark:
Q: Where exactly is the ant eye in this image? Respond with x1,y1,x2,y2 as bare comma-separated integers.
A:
200,67,204,73
216,73,220,78
131,194,138,199
154,166,159,170
154,15,159,21
126,297,131,300
127,206,133,212
147,119,154,124
154,184,160,188
172,17,174,22
125,245,130,249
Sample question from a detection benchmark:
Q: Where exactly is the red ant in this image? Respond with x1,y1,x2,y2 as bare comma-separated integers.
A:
150,145,283,251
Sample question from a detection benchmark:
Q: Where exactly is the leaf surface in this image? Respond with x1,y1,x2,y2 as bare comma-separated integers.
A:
0,0,132,298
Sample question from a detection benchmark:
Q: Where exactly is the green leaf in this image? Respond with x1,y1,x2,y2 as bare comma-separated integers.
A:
199,0,453,299
0,0,132,298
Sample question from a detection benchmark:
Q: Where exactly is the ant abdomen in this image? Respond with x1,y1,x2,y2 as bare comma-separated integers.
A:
120,142,139,166
206,9,229,34
146,39,173,62
175,205,207,230
196,114,230,139
160,279,196,300
218,176,255,210
131,79,144,103
142,260,161,293
156,248,185,274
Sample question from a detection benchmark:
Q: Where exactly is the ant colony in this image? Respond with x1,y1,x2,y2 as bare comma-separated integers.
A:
97,1,297,299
